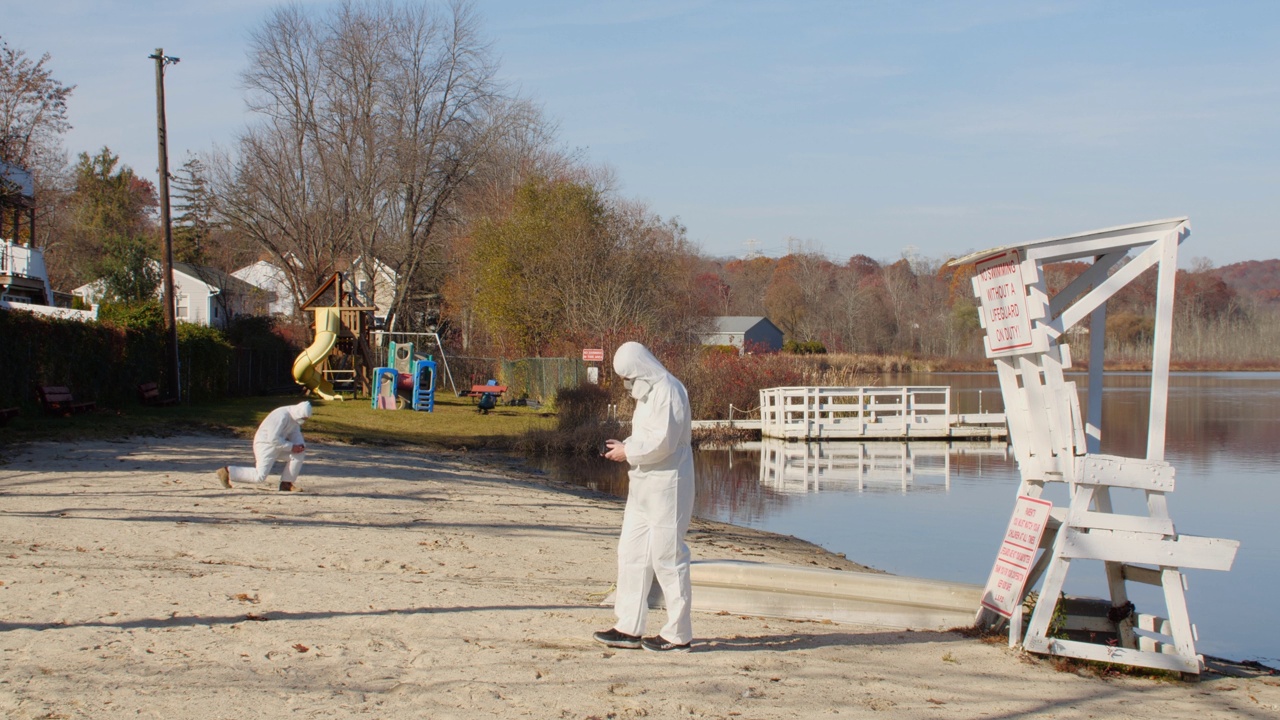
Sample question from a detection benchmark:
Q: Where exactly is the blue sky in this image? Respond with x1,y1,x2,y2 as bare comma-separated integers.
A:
8,1,1278,265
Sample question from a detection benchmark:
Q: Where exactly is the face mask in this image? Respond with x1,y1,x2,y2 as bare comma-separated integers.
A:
628,378,652,400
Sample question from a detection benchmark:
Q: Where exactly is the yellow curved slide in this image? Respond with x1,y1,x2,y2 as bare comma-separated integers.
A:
292,307,344,401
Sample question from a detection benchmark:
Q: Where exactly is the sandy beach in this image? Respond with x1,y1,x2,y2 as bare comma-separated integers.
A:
1,433,1277,719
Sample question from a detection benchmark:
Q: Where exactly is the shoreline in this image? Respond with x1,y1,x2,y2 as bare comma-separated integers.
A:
1,434,1277,718
419,444,1280,673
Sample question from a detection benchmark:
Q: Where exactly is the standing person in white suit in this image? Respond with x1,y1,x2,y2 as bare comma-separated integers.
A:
216,401,312,492
594,342,696,653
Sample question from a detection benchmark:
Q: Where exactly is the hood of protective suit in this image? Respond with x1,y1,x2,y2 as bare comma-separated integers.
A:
288,401,313,423
613,342,670,400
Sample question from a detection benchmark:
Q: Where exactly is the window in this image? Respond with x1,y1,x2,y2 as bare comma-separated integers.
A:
175,293,188,319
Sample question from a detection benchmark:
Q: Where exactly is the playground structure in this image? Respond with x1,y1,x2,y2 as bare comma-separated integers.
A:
292,276,462,405
371,330,458,397
371,340,437,412
292,273,377,400
953,218,1239,675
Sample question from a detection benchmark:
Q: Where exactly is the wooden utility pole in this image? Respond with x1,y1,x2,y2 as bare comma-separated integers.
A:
150,48,181,401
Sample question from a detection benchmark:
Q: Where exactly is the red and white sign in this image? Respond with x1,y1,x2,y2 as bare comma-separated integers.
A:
980,495,1053,618
974,250,1034,354
582,348,605,362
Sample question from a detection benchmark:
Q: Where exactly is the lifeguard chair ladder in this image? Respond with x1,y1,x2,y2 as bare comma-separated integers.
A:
952,218,1239,675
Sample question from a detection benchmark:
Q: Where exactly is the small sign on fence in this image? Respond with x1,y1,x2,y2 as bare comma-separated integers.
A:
980,495,1053,618
582,348,605,362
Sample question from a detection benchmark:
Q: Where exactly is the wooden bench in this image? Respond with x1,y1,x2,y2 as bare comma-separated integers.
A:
138,381,178,406
0,407,19,426
37,386,96,415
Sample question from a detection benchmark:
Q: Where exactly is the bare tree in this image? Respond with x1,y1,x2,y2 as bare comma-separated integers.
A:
213,4,349,311
213,0,509,326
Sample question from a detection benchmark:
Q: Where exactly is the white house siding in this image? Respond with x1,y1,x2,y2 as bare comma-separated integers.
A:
231,260,295,316
350,256,397,322
74,262,267,329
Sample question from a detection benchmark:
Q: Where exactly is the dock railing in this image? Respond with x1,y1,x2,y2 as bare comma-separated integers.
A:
759,386,954,440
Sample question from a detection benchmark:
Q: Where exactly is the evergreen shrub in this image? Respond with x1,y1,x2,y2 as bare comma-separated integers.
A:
783,340,828,354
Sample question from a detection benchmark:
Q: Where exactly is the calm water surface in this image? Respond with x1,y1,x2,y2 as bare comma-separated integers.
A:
543,372,1280,666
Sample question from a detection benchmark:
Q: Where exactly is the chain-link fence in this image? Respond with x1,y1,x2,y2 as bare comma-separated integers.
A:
450,356,586,405
501,357,586,405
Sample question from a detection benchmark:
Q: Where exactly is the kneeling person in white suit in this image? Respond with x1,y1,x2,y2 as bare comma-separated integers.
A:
216,401,312,492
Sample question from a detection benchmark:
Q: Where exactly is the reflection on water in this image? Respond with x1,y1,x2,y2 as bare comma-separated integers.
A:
757,439,1007,494
536,372,1280,665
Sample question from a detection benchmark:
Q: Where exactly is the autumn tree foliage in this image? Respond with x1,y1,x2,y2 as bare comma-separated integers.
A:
36,147,158,290
464,175,703,357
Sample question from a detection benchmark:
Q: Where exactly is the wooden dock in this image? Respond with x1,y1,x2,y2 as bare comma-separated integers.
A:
692,386,1007,441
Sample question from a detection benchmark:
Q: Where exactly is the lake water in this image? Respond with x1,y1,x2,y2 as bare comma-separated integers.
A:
542,372,1280,666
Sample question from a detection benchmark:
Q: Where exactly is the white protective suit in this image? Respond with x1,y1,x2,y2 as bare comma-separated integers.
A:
228,401,311,485
611,342,696,645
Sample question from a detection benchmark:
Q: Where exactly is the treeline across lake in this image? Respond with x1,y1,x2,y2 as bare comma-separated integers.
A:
691,249,1280,371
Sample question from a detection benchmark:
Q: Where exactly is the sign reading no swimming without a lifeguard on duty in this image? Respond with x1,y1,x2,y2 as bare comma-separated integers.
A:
974,250,1034,354
981,495,1053,618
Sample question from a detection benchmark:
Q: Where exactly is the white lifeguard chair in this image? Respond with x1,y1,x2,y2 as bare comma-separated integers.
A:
951,218,1239,675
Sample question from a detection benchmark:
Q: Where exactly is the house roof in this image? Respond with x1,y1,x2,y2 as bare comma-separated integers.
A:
74,262,261,298
711,316,780,334
0,161,35,201
173,262,260,295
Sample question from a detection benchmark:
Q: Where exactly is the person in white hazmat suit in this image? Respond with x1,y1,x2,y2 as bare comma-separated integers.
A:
594,342,696,653
215,401,312,492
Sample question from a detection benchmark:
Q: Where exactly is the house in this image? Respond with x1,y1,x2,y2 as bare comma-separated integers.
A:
1,161,48,306
2,163,97,321
232,259,296,316
0,238,98,322
231,255,397,324
74,262,269,329
1,238,52,306
699,316,784,353
1,160,36,249
349,254,397,326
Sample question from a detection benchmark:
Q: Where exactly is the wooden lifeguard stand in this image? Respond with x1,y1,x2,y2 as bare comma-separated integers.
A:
952,218,1239,675
298,272,378,397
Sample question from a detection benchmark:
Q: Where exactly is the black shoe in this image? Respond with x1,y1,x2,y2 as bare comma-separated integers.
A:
641,635,692,653
279,481,294,492
593,628,641,649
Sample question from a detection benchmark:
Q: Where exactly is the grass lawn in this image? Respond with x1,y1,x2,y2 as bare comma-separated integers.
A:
0,391,556,451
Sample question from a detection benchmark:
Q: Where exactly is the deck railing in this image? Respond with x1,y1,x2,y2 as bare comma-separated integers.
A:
759,386,952,440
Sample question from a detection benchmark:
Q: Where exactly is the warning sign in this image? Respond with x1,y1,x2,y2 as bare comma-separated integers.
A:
974,250,1033,354
980,495,1053,618
582,348,605,362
